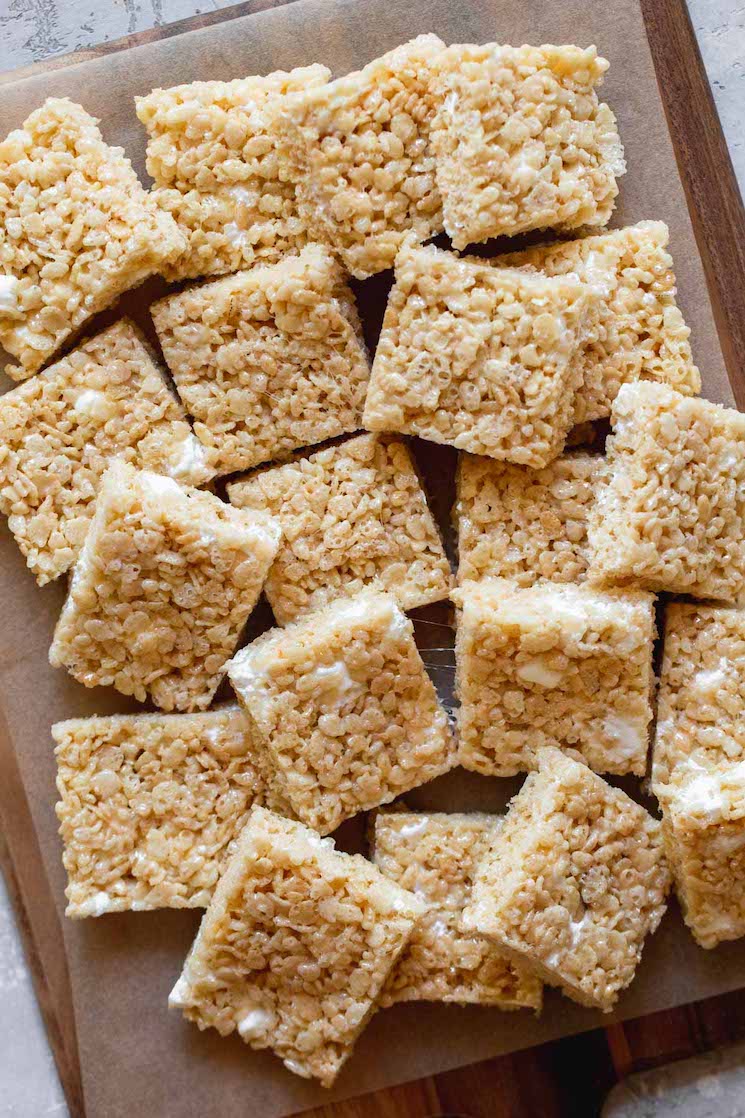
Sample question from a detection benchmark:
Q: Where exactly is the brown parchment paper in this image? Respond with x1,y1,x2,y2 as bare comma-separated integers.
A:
0,0,742,1115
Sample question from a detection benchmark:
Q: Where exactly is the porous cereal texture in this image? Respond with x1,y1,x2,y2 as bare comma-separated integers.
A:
462,747,670,1012
152,245,370,475
363,243,588,467
276,35,445,278
455,451,601,587
49,461,280,712
135,66,330,281
169,806,425,1086
227,590,455,835
587,382,745,601
0,320,214,586
53,705,263,917
497,222,700,423
372,810,542,1009
429,44,625,250
453,578,656,777
0,98,184,379
228,433,452,625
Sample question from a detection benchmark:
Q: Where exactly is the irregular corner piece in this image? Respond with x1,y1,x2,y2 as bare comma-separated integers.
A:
135,66,330,281
49,461,280,711
0,98,185,380
53,705,263,916
430,43,625,250
455,451,601,587
169,806,426,1086
152,245,370,475
0,319,214,586
228,590,455,834
453,577,656,776
587,382,745,600
228,433,452,625
371,810,542,1009
462,747,670,1012
277,34,445,278
497,221,700,423
363,243,587,467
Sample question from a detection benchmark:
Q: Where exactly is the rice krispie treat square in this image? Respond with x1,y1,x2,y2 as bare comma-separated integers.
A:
0,320,214,586
462,747,670,1012
0,98,184,380
152,245,370,475
53,704,263,917
455,451,601,587
453,578,656,777
49,461,280,711
429,44,625,250
227,590,455,835
587,382,745,600
497,222,700,423
135,66,330,281
228,433,452,625
363,243,588,467
371,810,542,1009
169,806,425,1086
277,35,445,278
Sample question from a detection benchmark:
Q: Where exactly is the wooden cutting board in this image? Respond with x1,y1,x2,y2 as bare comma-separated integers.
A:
0,1,744,1115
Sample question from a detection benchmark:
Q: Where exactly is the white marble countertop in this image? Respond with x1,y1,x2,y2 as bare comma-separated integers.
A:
0,2,743,1115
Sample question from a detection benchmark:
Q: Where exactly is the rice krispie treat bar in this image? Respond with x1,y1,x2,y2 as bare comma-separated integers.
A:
363,243,588,467
228,433,451,625
135,66,330,281
497,222,700,423
276,35,445,278
587,382,745,600
49,461,280,711
455,451,601,586
429,44,625,250
0,320,214,586
227,590,455,835
462,747,670,1012
0,98,184,380
53,705,263,917
371,810,542,1009
169,806,426,1086
453,578,656,777
152,245,370,475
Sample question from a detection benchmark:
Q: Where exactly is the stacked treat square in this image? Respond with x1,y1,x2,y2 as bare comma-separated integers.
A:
0,33,743,1088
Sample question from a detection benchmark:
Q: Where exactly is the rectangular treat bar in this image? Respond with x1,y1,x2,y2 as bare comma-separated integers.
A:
169,806,425,1086
49,461,280,711
371,810,542,1009
429,44,625,250
227,590,455,835
455,451,601,587
53,705,263,917
462,747,670,1012
453,578,656,776
135,66,330,281
587,382,745,600
276,35,445,278
0,98,184,379
0,320,214,586
152,245,370,475
362,243,588,467
228,433,452,625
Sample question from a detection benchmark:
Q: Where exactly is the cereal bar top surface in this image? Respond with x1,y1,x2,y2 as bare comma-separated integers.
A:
430,44,625,250
0,98,184,379
152,244,370,474
53,704,263,916
49,461,281,712
169,806,425,1086
228,433,452,625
